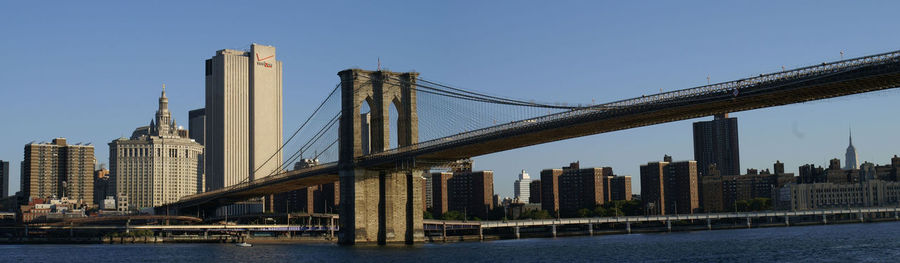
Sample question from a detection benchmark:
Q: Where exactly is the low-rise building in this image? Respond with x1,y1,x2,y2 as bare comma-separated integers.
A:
700,164,794,212
777,180,900,210
20,197,87,223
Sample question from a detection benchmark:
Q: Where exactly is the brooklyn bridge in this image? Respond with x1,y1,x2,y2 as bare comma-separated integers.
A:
162,50,900,245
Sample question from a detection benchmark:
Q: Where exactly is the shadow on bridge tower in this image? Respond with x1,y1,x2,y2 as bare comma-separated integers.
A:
337,69,425,245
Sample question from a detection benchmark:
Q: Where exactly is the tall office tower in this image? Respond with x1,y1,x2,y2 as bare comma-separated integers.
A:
189,108,206,193
514,170,531,203
109,87,204,210
845,130,859,170
23,138,95,205
205,43,283,190
640,155,699,215
0,160,8,197
693,113,740,176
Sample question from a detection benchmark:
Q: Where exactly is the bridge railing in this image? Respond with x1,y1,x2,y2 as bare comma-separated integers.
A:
362,49,900,162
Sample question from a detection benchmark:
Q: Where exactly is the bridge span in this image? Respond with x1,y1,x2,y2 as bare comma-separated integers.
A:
166,49,900,245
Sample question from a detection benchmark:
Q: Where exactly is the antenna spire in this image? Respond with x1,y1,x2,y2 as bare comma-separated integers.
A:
849,126,853,146
377,57,381,71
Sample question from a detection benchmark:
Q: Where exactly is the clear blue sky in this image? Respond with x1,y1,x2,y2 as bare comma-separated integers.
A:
2,1,900,198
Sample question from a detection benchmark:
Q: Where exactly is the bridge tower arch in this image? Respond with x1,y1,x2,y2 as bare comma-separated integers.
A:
337,69,424,245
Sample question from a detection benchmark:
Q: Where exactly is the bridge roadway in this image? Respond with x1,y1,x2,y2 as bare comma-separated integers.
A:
170,50,900,210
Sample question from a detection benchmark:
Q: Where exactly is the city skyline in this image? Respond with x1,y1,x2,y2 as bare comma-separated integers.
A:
3,2,900,199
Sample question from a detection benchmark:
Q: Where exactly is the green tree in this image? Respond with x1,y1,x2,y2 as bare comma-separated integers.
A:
576,208,592,218
592,206,607,217
526,210,552,219
423,210,434,219
735,200,750,212
441,210,464,220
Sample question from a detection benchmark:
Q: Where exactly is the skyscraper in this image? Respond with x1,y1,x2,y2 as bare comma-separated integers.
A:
188,108,206,193
23,138,95,205
845,130,859,170
514,170,531,203
0,160,8,197
109,87,203,210
693,113,740,176
205,43,283,190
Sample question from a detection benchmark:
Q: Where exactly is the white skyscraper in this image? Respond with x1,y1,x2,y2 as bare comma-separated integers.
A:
845,130,859,170
514,170,531,203
205,43,283,190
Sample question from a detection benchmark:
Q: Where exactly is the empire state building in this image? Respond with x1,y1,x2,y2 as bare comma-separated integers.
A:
845,130,859,170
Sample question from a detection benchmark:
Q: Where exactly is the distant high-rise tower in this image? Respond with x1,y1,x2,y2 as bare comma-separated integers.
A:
845,129,858,170
0,160,8,197
514,170,531,203
693,113,740,176
205,43,283,190
189,108,206,193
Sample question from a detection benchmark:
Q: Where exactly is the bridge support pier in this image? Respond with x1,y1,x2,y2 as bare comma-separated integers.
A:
551,224,557,238
785,215,790,226
859,213,865,223
337,69,423,245
706,218,712,230
588,223,593,236
894,211,898,220
666,221,671,232
478,226,483,241
330,217,335,239
442,222,447,242
822,214,828,224
746,217,751,228
626,222,631,234
338,168,425,245
514,226,520,239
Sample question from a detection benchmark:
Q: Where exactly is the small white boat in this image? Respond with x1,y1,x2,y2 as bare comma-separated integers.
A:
235,242,252,247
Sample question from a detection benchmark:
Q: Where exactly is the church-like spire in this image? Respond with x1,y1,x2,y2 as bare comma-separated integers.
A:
159,84,169,112
154,83,173,136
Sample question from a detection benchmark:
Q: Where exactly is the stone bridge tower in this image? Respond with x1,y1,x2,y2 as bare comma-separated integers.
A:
337,69,424,244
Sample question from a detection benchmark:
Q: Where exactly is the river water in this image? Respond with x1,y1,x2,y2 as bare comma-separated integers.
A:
3,221,899,262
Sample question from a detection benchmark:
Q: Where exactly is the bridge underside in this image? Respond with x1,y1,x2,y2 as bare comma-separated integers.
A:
362,63,900,166
169,164,339,212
